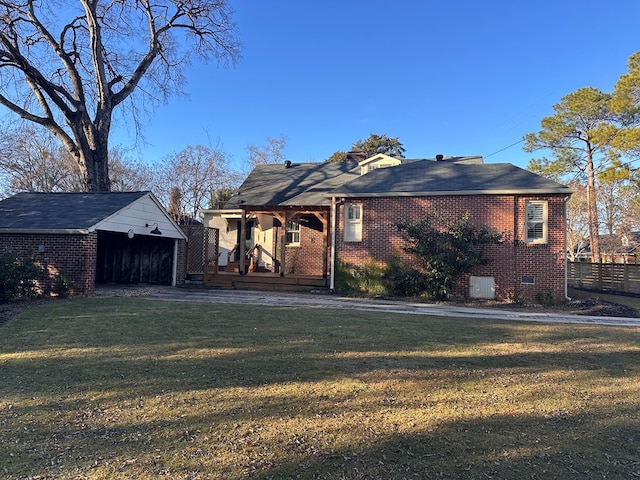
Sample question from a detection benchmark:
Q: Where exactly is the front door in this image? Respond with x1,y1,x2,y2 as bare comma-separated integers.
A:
235,220,256,261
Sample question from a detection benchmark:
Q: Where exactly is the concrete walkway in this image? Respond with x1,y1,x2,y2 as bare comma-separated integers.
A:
99,285,640,328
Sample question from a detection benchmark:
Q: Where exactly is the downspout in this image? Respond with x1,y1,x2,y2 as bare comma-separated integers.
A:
564,195,571,301
513,195,518,300
330,196,337,290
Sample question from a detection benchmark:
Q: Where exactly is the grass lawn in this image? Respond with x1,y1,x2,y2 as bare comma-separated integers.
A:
1,297,640,479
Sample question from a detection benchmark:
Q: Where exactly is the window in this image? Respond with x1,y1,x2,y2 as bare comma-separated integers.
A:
286,220,300,245
525,201,547,244
344,203,362,242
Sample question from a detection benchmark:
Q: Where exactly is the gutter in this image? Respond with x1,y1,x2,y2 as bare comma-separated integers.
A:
564,195,571,301
329,188,574,198
0,228,90,234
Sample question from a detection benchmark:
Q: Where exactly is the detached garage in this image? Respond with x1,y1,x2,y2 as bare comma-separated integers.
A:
0,191,187,296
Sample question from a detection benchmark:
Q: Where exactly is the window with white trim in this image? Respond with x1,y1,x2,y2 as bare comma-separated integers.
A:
525,200,548,244
286,220,300,245
344,203,362,242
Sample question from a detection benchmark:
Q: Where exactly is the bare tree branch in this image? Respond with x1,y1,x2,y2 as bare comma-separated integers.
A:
0,0,241,191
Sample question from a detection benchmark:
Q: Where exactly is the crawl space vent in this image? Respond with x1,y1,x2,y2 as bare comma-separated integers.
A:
469,276,495,299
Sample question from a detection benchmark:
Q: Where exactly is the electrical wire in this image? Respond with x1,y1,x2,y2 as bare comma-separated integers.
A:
484,139,524,159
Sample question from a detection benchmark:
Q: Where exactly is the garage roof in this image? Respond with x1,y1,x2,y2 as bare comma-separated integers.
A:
0,191,187,239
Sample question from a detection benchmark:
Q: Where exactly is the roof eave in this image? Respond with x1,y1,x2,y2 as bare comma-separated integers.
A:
328,188,574,198
0,228,90,234
240,204,330,210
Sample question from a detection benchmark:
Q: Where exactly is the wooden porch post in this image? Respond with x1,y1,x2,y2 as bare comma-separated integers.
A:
313,211,329,279
239,208,247,275
272,212,286,276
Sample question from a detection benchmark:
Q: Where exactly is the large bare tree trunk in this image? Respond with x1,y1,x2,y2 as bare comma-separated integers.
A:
79,135,111,192
585,147,601,262
59,114,111,192
0,0,239,193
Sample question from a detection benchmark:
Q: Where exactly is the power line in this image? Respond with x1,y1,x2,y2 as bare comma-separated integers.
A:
485,139,524,159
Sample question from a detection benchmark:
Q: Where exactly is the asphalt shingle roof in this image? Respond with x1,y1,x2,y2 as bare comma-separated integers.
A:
0,191,149,230
226,161,360,208
226,159,571,209
330,161,571,197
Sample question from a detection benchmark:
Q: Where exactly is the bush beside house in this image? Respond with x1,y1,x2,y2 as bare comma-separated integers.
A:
1,233,96,298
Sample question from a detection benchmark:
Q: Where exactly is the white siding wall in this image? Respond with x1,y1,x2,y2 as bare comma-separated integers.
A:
206,215,238,267
95,194,185,240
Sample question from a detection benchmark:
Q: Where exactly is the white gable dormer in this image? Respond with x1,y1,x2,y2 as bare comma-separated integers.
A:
359,153,402,175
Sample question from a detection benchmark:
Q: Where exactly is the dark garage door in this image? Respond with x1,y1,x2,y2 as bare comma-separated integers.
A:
96,231,174,285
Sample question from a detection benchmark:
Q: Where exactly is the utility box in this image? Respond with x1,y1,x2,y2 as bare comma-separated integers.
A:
469,276,495,299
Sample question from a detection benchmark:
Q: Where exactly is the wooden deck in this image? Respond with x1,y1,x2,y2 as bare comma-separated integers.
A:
204,271,329,292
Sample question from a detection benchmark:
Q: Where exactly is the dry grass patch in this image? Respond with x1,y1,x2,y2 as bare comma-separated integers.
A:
1,297,640,479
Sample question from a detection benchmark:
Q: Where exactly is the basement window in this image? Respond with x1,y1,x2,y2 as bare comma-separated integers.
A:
525,200,548,244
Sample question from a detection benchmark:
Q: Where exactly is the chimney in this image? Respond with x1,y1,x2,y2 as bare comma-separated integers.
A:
346,150,367,162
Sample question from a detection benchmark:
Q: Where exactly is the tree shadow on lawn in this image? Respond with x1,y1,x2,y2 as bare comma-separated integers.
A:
2,297,640,398
3,299,640,478
253,407,640,479
4,326,640,398
4,391,639,479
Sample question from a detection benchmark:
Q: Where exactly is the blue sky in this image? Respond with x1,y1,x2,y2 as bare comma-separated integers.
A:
114,1,640,171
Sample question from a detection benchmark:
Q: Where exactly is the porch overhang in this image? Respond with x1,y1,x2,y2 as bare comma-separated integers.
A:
237,204,331,279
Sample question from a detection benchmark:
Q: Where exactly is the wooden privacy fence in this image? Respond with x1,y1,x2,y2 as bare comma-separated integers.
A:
567,261,640,294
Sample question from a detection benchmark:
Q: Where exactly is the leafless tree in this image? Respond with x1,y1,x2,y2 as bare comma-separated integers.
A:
0,124,82,194
0,123,154,196
247,135,287,169
154,144,240,223
0,0,240,192
108,147,155,192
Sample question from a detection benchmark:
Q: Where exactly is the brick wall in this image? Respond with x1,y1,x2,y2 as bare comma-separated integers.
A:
282,224,326,275
336,194,568,303
271,215,327,276
1,232,97,296
175,238,187,285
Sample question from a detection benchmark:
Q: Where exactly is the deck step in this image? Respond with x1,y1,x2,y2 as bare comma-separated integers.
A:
224,262,240,273
204,273,329,291
204,274,235,287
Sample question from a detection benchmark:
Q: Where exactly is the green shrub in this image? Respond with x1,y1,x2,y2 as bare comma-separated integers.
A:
333,260,358,294
535,290,557,306
359,260,386,295
0,251,40,303
397,213,504,300
53,272,74,298
334,259,386,296
382,253,428,297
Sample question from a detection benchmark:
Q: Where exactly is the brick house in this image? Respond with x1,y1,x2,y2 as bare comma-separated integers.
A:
0,191,187,296
577,231,640,264
201,154,572,302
